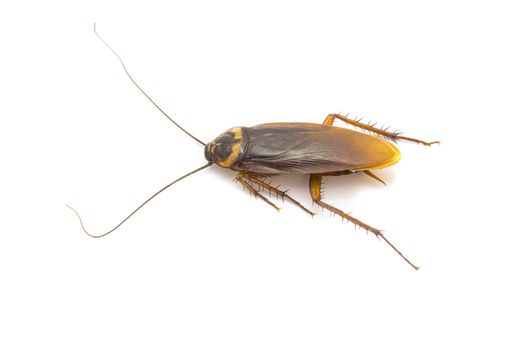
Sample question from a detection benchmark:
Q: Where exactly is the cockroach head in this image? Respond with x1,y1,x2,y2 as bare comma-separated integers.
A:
205,127,248,168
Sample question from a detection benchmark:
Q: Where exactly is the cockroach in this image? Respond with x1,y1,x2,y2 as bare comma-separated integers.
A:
68,24,439,270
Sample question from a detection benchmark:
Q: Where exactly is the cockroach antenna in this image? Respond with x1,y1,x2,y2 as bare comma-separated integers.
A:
92,23,205,146
67,163,211,238
67,24,212,237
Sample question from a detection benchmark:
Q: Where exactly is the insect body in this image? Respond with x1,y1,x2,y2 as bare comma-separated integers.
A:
68,25,439,270
206,122,402,174
204,118,437,270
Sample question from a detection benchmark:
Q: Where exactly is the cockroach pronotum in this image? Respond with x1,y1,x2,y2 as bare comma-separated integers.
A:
68,24,439,270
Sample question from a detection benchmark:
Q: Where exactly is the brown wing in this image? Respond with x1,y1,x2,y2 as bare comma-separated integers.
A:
233,123,400,175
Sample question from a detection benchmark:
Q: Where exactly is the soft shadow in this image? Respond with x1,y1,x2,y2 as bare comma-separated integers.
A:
205,166,397,209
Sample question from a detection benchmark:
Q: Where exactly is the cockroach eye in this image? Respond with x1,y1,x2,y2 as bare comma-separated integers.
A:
204,143,212,162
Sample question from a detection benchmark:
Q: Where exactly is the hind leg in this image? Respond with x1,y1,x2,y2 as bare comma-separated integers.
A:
323,113,439,146
309,174,419,270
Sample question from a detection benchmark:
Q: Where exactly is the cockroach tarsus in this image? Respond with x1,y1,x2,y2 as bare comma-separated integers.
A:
68,24,440,270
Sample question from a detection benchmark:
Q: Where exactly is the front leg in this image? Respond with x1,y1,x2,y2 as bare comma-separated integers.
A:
323,113,439,146
235,173,280,212
243,174,315,216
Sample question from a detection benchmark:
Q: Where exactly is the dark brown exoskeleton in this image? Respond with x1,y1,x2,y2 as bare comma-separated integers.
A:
203,120,437,270
68,25,439,270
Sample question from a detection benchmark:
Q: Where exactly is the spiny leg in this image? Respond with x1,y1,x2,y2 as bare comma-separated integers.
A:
309,174,419,270
235,174,280,212
323,113,439,146
363,170,386,186
243,174,315,216
319,170,386,186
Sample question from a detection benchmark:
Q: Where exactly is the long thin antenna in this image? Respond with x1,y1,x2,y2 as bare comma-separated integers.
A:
67,162,212,238
93,23,206,146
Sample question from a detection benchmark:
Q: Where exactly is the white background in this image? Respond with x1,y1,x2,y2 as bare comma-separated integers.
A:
1,1,524,349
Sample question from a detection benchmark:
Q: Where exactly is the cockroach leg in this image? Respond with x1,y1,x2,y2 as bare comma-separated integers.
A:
244,174,315,217
323,113,439,146
309,175,381,233
363,170,386,186
309,174,419,270
235,174,280,212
